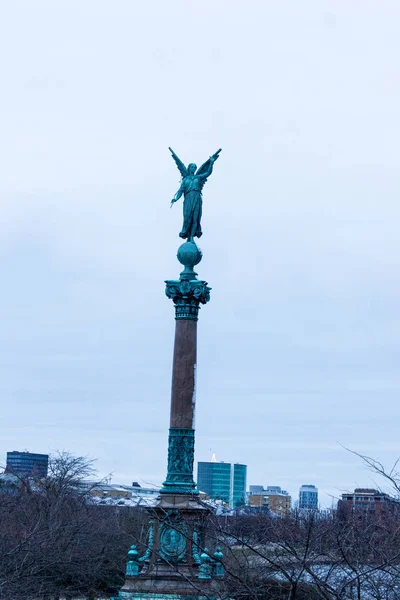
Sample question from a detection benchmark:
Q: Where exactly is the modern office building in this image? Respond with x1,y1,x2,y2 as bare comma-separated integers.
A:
298,484,318,510
6,451,49,478
232,463,247,507
248,485,291,516
197,460,247,508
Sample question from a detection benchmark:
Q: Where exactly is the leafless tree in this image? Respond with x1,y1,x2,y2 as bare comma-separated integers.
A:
4,451,400,599
201,505,400,600
0,452,147,600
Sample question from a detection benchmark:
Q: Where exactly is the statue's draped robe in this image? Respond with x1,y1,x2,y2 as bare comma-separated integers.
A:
179,176,203,239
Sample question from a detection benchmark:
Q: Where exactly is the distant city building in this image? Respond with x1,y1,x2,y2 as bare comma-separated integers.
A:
249,485,264,494
81,481,161,506
131,482,161,498
6,451,48,478
197,460,247,508
299,484,318,510
247,494,269,509
84,481,213,508
248,485,291,516
338,488,400,518
90,484,133,501
266,486,288,494
232,464,247,507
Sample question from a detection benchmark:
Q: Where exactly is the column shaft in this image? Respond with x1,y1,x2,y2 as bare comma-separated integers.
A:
170,319,197,429
161,273,210,495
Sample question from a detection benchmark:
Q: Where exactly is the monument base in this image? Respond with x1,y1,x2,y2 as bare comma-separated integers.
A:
119,583,221,599
118,594,217,600
115,495,224,600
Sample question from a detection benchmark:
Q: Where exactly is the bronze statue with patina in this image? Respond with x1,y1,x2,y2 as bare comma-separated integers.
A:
169,147,221,241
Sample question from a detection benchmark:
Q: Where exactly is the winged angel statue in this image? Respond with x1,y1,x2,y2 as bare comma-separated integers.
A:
169,147,221,241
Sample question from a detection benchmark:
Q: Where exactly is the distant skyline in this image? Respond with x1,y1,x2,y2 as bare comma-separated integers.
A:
1,1,400,507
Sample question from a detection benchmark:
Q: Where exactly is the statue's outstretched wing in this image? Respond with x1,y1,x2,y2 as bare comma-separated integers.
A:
169,147,188,178
196,148,222,177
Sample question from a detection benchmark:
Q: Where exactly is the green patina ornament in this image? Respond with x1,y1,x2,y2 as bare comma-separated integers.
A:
198,549,212,581
213,547,224,577
125,545,139,577
169,147,221,241
165,278,211,321
159,525,187,563
177,241,202,280
138,521,154,563
160,428,197,494
165,240,211,320
192,524,202,564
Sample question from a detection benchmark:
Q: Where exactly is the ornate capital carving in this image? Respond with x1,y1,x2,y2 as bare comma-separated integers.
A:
165,279,211,320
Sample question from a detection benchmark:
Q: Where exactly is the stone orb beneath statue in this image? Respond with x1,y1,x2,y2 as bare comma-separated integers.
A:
177,241,203,268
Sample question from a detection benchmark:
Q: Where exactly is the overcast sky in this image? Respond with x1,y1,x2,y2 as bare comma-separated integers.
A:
1,1,399,507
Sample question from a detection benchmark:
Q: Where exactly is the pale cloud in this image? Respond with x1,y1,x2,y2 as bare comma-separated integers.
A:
0,0,399,506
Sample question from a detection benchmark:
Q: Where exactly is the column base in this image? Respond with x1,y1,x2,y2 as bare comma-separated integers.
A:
160,429,198,495
117,591,219,600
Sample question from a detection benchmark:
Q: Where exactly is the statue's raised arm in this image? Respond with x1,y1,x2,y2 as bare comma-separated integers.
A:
196,149,222,182
169,148,222,242
169,147,188,179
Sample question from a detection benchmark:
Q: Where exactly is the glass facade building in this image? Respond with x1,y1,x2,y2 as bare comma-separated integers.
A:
232,463,247,507
299,484,318,509
6,451,49,478
197,461,247,508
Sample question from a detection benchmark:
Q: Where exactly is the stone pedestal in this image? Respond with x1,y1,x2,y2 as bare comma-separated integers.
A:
117,242,223,600
119,495,222,599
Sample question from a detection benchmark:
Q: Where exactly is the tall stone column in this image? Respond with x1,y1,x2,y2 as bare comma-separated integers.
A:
117,242,224,600
160,241,210,496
